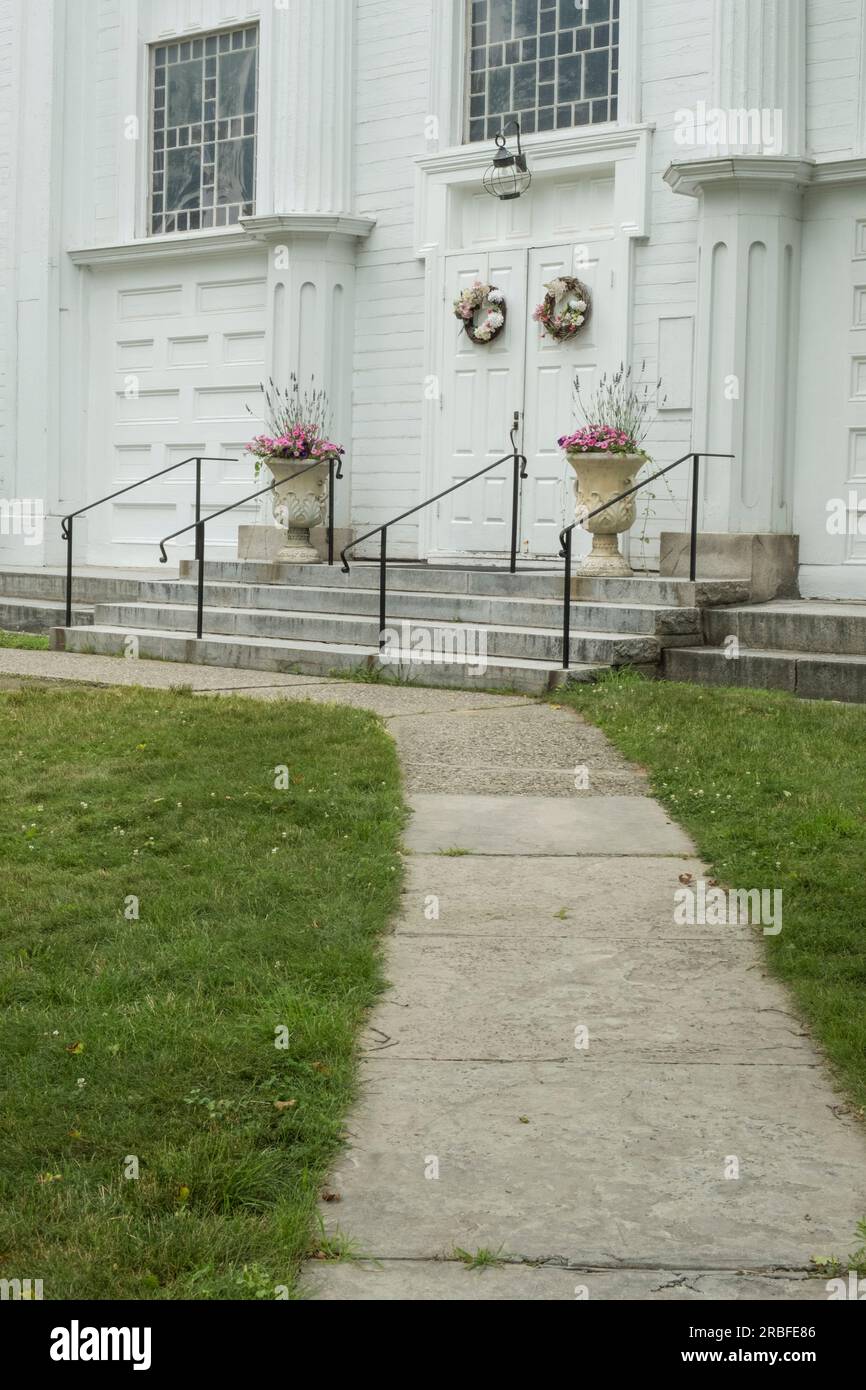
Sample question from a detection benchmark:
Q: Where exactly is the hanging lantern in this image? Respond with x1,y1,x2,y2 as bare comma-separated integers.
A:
482,119,532,202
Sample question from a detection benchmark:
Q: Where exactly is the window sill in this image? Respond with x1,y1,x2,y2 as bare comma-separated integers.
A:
68,226,261,266
69,214,378,267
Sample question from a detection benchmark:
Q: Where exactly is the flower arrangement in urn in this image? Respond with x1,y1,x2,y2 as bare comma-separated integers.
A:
246,375,344,564
559,363,663,577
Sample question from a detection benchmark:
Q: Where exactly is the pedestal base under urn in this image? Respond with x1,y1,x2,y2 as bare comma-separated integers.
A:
566,451,644,578
266,458,330,564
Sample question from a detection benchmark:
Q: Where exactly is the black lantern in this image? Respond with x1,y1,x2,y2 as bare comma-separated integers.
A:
482,119,532,202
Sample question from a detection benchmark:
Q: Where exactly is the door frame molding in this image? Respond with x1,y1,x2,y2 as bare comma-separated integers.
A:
414,125,654,559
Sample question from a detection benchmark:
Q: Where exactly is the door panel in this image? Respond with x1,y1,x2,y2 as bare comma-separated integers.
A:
437,240,618,558
439,251,527,555
521,242,617,557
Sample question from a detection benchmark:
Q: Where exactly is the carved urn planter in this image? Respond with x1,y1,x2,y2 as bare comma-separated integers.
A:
265,457,330,564
565,451,643,578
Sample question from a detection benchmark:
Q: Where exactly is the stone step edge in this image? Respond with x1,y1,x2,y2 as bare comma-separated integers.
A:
55,623,627,669
50,625,608,693
667,645,866,666
0,582,704,617
90,600,677,642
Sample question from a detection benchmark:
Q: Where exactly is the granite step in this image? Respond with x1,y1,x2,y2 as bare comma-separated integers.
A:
664,645,866,704
88,601,665,668
50,624,607,696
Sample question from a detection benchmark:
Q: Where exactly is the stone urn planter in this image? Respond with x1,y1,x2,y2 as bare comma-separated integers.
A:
265,457,330,564
565,451,643,578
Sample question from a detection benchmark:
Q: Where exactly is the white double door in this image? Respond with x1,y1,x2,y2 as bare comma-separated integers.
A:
438,241,617,558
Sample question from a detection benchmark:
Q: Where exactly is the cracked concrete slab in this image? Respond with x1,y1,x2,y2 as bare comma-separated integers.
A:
405,794,695,857
322,1059,866,1268
370,936,815,1064
304,1262,836,1302
396,857,751,939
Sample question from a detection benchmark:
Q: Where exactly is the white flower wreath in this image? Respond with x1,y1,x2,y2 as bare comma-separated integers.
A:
533,276,591,342
453,281,507,345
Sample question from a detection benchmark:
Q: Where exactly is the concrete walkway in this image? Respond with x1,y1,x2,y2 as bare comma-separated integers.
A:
3,647,865,1301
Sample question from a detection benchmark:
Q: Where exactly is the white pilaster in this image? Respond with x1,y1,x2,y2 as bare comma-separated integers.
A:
269,0,355,216
663,1,808,539
2,0,64,563
712,0,806,158
667,159,808,536
252,0,365,528
243,216,373,528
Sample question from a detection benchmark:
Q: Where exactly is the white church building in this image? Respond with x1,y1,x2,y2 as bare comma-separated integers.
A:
2,0,866,600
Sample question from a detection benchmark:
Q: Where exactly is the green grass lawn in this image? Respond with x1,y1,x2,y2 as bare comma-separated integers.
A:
557,673,866,1113
0,630,49,650
0,684,404,1300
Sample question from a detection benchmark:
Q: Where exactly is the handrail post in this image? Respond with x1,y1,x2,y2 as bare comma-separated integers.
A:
379,526,388,653
194,458,203,562
510,450,521,575
64,517,73,628
328,458,335,566
690,453,700,583
562,527,573,672
196,522,205,640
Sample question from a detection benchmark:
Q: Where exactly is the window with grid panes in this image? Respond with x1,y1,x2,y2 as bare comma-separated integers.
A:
150,24,258,235
467,0,620,142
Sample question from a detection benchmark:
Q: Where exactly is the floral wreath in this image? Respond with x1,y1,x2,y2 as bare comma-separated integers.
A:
533,276,591,342
453,282,507,345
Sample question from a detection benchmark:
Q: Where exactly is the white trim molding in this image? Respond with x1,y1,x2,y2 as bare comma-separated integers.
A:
241,214,376,243
415,122,655,256
665,156,814,199
68,215,376,269
68,228,264,267
665,155,866,199
858,0,866,156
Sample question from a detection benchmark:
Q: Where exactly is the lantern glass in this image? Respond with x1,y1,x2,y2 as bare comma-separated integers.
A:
483,157,532,202
482,126,531,202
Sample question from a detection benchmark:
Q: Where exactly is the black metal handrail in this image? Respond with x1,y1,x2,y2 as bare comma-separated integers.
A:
559,451,735,671
60,456,236,627
158,455,343,640
340,413,528,651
